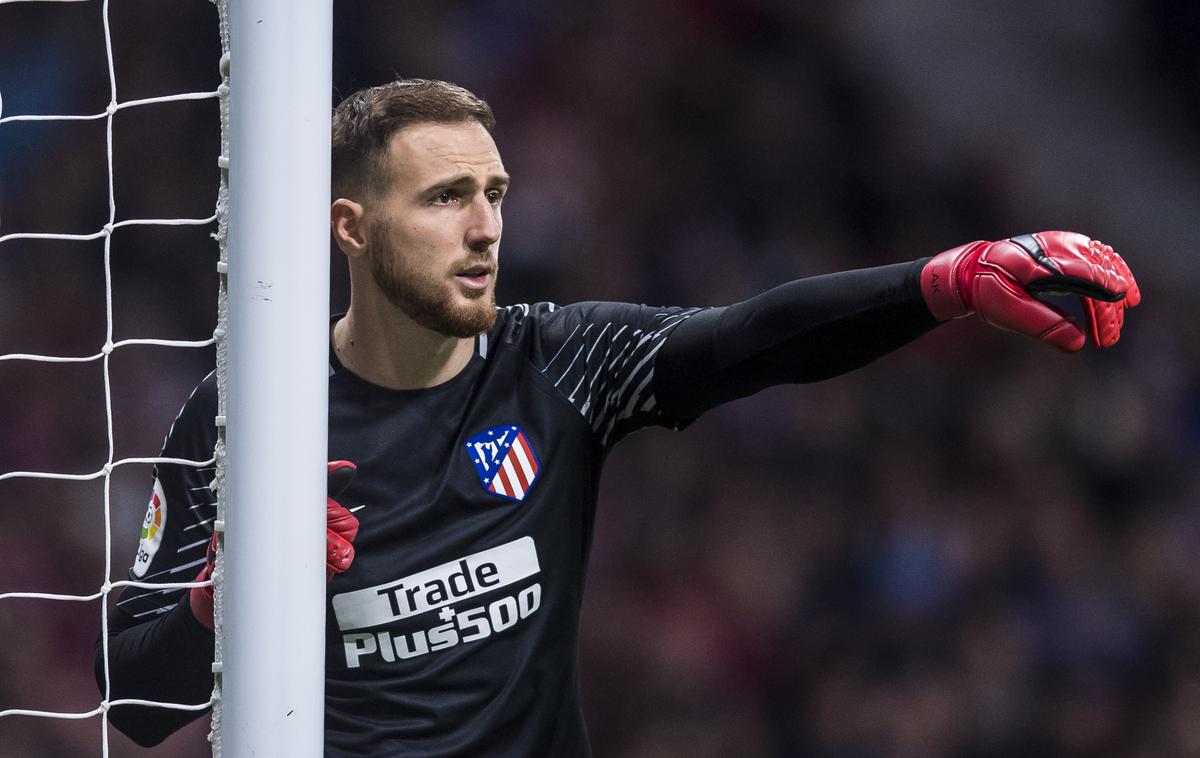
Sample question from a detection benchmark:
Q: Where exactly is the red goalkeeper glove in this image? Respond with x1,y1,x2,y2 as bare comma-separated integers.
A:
189,460,360,630
324,461,359,581
920,231,1140,351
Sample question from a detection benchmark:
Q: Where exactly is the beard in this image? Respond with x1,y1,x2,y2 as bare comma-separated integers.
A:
366,224,498,338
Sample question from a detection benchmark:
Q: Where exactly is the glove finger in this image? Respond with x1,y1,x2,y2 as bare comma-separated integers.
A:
327,529,356,577
327,460,357,498
190,536,218,629
1083,297,1126,349
1023,232,1128,302
190,564,216,630
1078,241,1136,347
205,530,218,566
1084,239,1140,307
327,496,359,542
1106,246,1141,308
975,275,1086,351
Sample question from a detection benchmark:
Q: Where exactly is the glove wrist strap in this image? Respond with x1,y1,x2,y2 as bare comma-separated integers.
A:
921,241,983,321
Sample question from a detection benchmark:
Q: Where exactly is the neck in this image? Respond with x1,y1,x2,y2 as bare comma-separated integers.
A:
333,301,476,391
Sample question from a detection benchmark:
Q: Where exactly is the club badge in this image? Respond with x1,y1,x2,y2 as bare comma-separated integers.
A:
464,424,541,502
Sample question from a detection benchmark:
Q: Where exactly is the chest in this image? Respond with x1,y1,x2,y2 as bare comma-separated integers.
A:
325,353,599,593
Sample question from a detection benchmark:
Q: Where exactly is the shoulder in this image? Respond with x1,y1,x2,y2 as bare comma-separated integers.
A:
487,302,615,352
160,369,218,456
179,369,218,426
488,302,561,349
491,301,678,337
494,301,560,331
487,301,705,353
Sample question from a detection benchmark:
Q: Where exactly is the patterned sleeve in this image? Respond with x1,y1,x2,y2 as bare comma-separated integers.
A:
523,301,705,446
110,371,218,624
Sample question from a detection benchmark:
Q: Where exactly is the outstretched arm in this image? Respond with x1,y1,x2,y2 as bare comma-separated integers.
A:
655,231,1138,420
655,259,936,420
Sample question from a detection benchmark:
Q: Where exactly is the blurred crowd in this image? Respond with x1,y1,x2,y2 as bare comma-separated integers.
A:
1,1,1198,756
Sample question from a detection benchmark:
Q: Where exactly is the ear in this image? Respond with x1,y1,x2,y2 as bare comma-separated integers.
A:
331,198,367,258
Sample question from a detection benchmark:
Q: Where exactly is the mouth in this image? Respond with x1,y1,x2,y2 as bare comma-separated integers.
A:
454,263,493,290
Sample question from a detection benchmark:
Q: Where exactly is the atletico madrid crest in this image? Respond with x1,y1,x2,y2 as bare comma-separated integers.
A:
464,424,541,502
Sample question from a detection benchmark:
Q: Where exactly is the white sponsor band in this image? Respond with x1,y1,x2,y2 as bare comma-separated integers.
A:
342,583,543,668
331,536,540,631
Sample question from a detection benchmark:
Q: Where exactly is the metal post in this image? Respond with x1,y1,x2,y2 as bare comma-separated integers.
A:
223,1,331,754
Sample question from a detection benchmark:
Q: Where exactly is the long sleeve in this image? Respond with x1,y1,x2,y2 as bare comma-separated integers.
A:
94,371,219,745
653,259,939,420
96,594,215,746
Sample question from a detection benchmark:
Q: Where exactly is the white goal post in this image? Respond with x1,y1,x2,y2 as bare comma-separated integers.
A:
218,0,333,756
0,0,334,753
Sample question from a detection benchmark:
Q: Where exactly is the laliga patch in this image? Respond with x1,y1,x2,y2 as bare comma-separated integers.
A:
132,478,167,577
464,424,541,502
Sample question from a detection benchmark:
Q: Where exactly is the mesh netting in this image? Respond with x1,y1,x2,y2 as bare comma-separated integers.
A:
0,0,230,755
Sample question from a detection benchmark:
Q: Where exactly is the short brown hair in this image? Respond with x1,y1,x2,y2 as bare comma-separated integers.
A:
331,79,496,201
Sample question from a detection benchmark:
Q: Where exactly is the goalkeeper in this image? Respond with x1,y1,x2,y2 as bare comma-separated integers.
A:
97,79,1140,757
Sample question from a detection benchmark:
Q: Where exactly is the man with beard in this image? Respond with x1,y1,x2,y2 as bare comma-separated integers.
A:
99,79,1140,756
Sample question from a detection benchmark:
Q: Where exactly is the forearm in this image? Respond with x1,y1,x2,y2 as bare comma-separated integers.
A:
654,259,938,419
95,595,216,747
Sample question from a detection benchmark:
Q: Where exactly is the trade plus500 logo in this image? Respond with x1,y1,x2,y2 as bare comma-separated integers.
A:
332,537,541,668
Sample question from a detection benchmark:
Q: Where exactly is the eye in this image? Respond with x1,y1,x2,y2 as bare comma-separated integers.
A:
486,188,506,205
432,190,460,205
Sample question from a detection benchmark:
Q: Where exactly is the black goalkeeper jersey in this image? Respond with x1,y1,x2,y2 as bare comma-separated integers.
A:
101,262,938,756
322,301,700,756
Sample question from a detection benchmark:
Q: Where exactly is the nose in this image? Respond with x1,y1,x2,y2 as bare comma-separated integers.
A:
465,195,501,254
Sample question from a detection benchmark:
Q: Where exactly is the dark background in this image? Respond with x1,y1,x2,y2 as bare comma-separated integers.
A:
2,1,1198,756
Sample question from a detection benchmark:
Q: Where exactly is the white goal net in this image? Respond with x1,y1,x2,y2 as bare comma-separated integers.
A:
0,0,229,755
1,1,332,756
